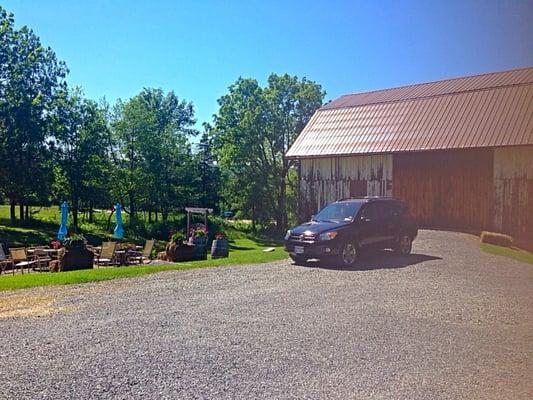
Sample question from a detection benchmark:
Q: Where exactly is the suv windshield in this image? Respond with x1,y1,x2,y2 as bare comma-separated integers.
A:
313,202,363,222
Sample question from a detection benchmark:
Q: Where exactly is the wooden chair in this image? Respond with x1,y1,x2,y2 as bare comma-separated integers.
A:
10,248,37,274
95,242,117,267
33,247,52,272
130,240,155,264
0,244,15,275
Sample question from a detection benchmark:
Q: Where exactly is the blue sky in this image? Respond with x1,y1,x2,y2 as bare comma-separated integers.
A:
3,0,533,128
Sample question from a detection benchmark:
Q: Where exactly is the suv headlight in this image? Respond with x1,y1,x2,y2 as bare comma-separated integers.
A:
319,231,338,241
284,230,291,240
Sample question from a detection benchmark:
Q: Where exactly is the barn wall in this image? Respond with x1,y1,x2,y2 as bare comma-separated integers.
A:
392,148,494,231
299,155,392,220
297,146,532,247
494,145,533,247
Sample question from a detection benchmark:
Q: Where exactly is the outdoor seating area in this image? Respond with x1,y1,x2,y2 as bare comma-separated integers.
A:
0,240,156,275
0,204,226,276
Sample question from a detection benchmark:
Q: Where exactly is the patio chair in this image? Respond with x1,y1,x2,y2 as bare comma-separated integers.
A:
0,244,15,275
10,248,37,274
130,240,155,264
95,241,117,267
33,247,52,272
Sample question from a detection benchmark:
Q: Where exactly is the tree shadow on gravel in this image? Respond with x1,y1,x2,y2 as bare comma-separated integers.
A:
298,250,442,271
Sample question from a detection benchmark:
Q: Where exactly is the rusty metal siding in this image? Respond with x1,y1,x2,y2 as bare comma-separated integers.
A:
299,155,392,219
392,149,494,230
286,68,533,159
494,146,533,247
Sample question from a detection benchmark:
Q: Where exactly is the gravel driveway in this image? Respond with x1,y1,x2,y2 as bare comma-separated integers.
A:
1,230,532,399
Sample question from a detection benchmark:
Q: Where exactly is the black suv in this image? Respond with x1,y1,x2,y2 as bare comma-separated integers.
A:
284,197,417,266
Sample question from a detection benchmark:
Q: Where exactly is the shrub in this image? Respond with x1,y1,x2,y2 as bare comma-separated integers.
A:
63,233,87,248
171,232,186,243
480,231,513,248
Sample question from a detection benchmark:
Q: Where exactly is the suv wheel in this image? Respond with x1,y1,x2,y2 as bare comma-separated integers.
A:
395,234,412,255
339,243,358,267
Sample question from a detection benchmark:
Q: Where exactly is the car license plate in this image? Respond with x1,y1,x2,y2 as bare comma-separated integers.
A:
294,246,304,254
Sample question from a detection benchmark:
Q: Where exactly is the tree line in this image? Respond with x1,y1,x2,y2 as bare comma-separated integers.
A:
0,6,325,233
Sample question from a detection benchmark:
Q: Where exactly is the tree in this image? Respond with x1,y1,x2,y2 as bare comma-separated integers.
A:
212,74,324,231
50,87,112,231
263,74,325,229
196,124,220,209
0,6,68,223
111,88,197,222
212,78,274,230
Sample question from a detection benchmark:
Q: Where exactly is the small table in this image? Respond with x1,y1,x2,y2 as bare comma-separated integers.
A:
114,250,130,266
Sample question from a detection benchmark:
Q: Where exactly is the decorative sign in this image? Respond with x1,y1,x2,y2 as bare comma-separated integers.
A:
185,207,214,214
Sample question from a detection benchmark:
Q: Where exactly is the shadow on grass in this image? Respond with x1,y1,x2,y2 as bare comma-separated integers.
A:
0,228,53,247
253,237,283,247
297,250,442,271
229,244,255,251
0,217,58,231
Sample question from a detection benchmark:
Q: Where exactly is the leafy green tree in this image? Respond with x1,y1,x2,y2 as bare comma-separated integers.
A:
0,6,68,223
196,124,220,209
212,74,324,231
111,88,197,222
264,74,325,229
212,78,274,230
50,87,112,231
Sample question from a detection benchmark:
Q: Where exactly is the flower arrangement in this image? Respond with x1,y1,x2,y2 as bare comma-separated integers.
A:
214,232,226,240
50,239,62,249
189,223,208,239
192,228,206,238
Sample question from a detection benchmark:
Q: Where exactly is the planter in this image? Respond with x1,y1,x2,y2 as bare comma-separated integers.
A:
61,247,94,271
193,236,208,260
166,242,196,262
211,239,229,258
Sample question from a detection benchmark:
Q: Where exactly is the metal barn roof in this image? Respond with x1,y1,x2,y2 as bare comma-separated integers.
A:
286,67,533,159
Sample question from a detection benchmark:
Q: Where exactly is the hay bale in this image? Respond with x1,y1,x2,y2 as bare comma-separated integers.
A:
480,231,513,247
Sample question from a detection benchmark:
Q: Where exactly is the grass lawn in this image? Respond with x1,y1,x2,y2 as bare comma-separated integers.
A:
480,243,533,266
0,205,119,246
0,238,287,291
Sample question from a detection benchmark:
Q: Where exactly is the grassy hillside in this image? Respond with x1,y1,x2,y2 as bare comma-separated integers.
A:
0,205,259,247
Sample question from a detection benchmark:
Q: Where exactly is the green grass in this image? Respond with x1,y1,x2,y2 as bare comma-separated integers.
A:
0,205,119,246
0,205,258,246
480,243,533,265
0,238,287,291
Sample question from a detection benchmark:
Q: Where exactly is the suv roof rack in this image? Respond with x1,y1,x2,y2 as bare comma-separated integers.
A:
337,196,396,202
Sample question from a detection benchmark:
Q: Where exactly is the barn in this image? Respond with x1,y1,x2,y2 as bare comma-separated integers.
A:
286,67,533,248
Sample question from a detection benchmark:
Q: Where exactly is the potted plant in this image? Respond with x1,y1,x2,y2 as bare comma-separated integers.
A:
191,228,208,260
63,233,87,250
171,231,186,245
166,231,195,262
211,232,229,258
61,233,94,271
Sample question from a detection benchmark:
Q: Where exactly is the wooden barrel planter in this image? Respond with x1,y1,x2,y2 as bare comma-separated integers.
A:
166,242,196,262
62,246,94,271
211,239,229,258
193,236,208,260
